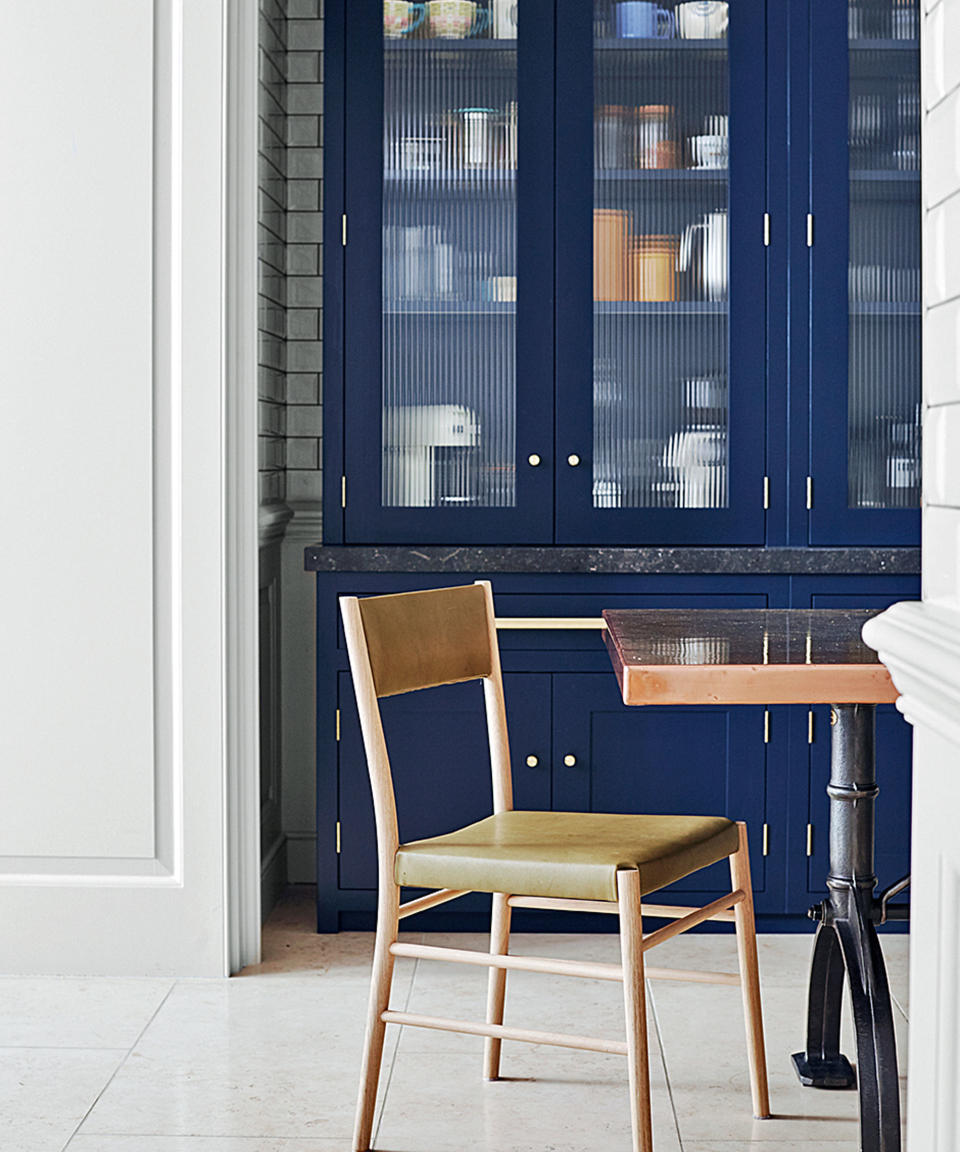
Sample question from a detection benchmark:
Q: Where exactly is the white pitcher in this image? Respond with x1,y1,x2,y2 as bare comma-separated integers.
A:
678,210,727,301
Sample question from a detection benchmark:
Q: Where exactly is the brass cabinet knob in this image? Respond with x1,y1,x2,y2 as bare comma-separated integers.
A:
567,453,581,467
527,453,542,467
525,754,539,768
563,753,577,767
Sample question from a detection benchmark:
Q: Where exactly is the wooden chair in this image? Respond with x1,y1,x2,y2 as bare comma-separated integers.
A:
341,581,770,1152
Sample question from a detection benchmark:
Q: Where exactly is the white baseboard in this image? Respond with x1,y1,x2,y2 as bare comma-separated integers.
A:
260,833,287,923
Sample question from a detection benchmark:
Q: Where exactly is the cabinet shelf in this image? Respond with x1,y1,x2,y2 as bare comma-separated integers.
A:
595,168,727,181
384,38,517,51
595,302,727,314
850,171,920,182
849,303,920,316
848,38,919,52
383,301,727,315
384,301,516,314
595,38,727,52
384,170,516,190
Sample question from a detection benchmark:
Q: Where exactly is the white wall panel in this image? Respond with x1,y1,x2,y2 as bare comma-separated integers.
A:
924,192,960,305
923,506,960,606
923,405,960,505
0,4,155,858
922,0,960,110
0,0,231,976
924,297,960,405
924,94,960,208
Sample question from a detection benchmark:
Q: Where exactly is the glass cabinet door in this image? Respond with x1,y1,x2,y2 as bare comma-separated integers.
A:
341,0,554,543
808,0,921,544
555,0,767,544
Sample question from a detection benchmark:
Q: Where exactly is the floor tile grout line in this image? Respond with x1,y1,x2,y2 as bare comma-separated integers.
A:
647,977,684,1151
0,1044,143,1051
58,979,178,1152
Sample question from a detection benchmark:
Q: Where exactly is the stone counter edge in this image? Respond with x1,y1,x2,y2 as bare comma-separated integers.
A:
303,546,920,576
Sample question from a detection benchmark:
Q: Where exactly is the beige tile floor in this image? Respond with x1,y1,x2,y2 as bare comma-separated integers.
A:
0,886,908,1151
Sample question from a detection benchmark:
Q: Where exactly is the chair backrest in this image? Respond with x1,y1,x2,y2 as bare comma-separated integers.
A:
355,583,492,697
339,582,514,881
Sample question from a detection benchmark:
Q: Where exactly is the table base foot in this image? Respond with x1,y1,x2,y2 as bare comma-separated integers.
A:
791,1050,856,1089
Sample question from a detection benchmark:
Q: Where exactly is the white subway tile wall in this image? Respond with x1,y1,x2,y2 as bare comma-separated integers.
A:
259,0,288,506
285,0,324,509
258,0,324,511
922,0,960,609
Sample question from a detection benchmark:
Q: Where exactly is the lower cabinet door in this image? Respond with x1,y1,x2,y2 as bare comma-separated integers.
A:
337,671,552,891
551,673,770,911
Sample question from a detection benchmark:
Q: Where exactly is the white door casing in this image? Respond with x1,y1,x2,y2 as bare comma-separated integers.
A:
0,0,248,976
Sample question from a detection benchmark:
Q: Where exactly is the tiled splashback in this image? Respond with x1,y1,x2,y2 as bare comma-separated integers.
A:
258,0,324,512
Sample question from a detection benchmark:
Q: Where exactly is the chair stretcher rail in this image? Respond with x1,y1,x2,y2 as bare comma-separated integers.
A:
398,888,468,918
381,1010,628,1056
390,940,624,982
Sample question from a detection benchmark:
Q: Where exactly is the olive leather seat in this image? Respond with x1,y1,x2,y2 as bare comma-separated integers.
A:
396,810,740,903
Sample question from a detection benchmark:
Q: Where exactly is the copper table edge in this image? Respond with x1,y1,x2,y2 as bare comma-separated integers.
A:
604,630,898,706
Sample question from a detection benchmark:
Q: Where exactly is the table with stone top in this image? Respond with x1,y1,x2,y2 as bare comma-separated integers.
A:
603,608,905,1152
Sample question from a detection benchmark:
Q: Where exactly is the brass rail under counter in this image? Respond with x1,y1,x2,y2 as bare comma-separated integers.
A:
495,617,606,630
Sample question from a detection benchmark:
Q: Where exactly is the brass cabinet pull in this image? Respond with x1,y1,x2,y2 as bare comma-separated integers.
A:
526,754,539,768
563,754,577,767
567,453,581,467
527,453,542,467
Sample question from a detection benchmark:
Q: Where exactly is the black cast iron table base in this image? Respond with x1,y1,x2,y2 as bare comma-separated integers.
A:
791,703,902,1152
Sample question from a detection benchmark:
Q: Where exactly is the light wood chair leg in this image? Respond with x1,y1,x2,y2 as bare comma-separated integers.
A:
353,885,400,1152
483,891,512,1080
730,821,771,1119
618,869,654,1152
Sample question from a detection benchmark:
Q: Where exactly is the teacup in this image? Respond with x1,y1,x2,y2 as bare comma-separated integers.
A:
690,133,728,168
383,0,425,38
426,0,487,38
676,0,728,39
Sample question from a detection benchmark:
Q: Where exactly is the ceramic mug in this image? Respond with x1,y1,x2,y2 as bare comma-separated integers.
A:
492,0,518,38
426,0,488,38
383,0,425,38
676,0,728,39
678,210,728,301
690,133,727,168
615,1,674,38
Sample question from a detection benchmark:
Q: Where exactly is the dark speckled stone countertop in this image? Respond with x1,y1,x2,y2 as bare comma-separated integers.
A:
304,546,919,575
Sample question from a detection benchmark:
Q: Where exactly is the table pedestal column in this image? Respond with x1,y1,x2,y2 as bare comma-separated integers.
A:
791,703,901,1152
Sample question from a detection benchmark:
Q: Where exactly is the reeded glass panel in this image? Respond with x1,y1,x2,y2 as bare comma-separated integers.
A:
382,2,519,508
848,0,921,508
592,0,729,510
